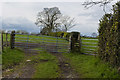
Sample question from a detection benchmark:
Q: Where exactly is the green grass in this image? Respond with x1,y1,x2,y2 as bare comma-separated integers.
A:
2,48,25,69
63,53,120,78
15,34,69,53
81,37,98,39
32,51,60,78
3,33,10,42
2,33,69,53
2,47,60,78
2,33,68,45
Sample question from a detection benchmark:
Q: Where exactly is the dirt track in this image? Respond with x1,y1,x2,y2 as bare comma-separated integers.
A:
2,42,79,78
2,50,38,78
53,53,79,78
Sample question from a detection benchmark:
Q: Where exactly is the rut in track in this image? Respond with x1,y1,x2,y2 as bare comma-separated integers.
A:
46,45,79,78
52,53,79,78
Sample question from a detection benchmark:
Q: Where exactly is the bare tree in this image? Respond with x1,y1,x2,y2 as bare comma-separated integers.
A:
60,16,76,32
82,0,114,13
35,7,62,34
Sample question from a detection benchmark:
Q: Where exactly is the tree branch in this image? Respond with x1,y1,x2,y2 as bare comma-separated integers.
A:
82,0,114,13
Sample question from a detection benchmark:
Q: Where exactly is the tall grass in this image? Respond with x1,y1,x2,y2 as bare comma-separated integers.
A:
2,48,25,69
63,53,120,78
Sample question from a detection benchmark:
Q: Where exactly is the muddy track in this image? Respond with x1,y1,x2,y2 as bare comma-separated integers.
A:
45,43,79,78
52,53,79,78
3,42,79,78
3,62,35,78
2,50,38,78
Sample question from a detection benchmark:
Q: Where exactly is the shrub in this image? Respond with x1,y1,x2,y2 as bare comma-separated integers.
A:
65,33,71,41
98,2,120,66
49,31,70,39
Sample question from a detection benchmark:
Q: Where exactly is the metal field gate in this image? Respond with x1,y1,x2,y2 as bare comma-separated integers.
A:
13,33,70,53
81,38,98,55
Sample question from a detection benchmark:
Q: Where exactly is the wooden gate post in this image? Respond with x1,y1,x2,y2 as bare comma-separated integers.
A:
6,33,8,47
0,32,3,52
70,32,81,53
10,31,15,49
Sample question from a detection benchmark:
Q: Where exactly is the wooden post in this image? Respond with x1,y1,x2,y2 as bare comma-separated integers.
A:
6,33,8,47
0,32,3,53
10,31,15,49
1,32,3,52
69,35,71,52
70,32,81,53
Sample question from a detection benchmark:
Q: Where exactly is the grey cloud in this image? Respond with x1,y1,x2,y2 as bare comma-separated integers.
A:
2,17,39,33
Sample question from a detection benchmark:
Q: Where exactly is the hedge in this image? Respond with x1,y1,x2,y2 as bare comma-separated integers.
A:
49,31,71,40
98,2,120,66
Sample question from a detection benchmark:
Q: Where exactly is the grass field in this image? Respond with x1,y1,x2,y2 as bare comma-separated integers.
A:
63,53,120,78
2,33,68,43
2,33,120,78
2,48,25,69
15,34,68,43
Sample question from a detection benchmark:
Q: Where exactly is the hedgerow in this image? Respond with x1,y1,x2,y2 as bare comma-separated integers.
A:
49,31,70,40
98,2,120,66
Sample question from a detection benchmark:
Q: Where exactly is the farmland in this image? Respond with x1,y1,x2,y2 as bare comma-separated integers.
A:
1,33,120,78
2,33,69,78
1,1,120,79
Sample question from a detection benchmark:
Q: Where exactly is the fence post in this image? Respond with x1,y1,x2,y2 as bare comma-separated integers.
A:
27,34,29,49
70,32,81,53
68,35,71,53
10,31,15,49
6,33,8,47
0,32,3,52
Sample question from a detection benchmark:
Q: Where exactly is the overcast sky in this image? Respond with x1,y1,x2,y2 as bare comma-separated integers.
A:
0,0,118,35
